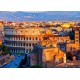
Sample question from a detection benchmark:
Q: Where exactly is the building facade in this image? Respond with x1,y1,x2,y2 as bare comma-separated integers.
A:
4,26,45,54
66,27,80,52
30,41,65,67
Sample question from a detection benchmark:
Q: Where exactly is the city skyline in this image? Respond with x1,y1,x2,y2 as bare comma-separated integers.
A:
0,19,80,68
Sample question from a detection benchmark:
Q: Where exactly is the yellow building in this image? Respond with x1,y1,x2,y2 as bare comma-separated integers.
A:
42,47,64,62
30,38,66,67
61,23,70,28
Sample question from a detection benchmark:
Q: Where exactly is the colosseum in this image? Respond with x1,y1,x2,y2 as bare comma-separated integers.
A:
4,26,46,54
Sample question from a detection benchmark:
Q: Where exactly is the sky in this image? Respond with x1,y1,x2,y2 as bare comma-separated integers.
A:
0,0,80,11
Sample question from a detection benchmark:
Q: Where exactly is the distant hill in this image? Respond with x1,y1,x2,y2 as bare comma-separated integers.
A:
0,11,80,21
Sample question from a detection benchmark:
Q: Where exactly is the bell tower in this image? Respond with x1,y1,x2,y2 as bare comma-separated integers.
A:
74,27,80,49
75,30,79,44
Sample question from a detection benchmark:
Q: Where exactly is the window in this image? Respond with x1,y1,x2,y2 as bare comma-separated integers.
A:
14,43,15,46
18,43,20,46
24,37,25,40
75,33,78,35
26,37,28,40
76,40,78,42
26,49,28,53
21,43,22,46
75,36,78,39
15,37,17,40
32,37,34,40
29,49,31,52
23,43,25,46
26,43,28,46
21,37,22,40
32,43,34,46
36,37,38,40
43,37,48,40
19,36,20,40
29,37,31,40
29,43,31,46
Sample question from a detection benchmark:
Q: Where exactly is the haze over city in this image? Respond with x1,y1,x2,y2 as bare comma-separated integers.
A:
0,11,80,21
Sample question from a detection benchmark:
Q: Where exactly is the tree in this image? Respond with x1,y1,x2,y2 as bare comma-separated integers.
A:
2,45,9,52
0,45,10,55
31,64,43,68
3,51,9,55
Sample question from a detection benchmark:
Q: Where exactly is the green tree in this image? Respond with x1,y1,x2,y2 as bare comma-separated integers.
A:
0,45,10,55
31,64,43,68
3,51,9,55
2,45,9,52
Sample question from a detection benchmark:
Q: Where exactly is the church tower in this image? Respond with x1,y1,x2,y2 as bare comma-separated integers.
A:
74,27,80,49
75,30,79,44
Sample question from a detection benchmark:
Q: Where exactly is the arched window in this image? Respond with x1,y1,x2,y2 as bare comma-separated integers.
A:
21,37,22,40
36,37,38,40
21,43,22,46
29,37,31,40
26,37,28,40
19,36,20,40
32,43,34,46
29,43,31,46
23,43,25,46
26,43,28,46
